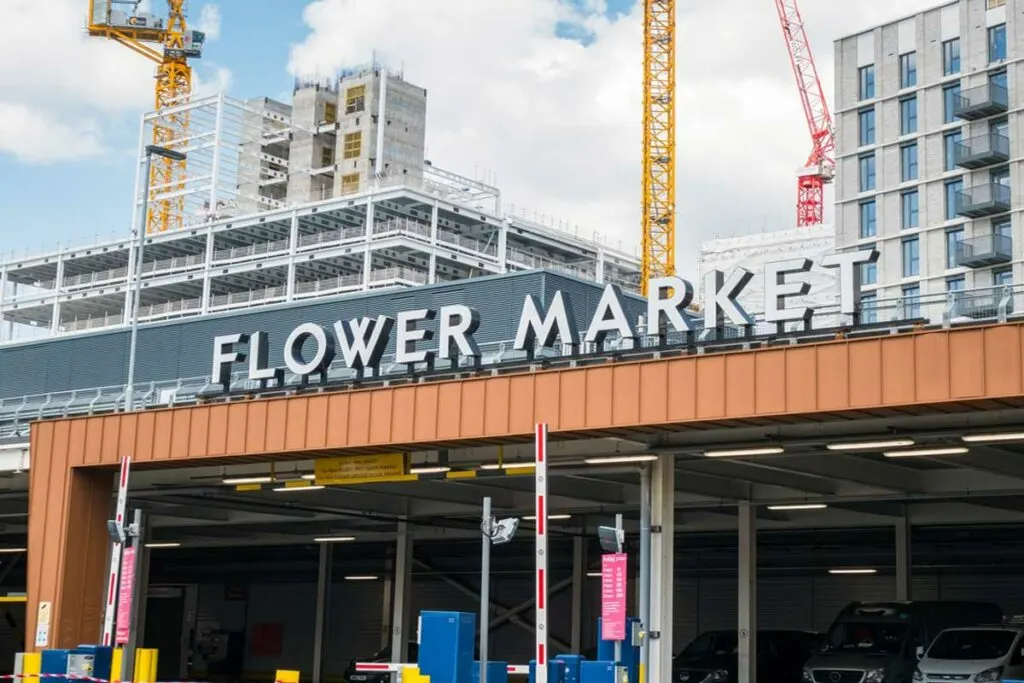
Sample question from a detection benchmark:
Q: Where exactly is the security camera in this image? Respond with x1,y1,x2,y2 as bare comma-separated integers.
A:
597,525,624,553
490,517,520,545
106,520,126,544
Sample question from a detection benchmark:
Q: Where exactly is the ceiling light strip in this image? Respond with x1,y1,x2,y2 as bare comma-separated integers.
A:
826,439,915,451
703,447,784,458
882,447,968,458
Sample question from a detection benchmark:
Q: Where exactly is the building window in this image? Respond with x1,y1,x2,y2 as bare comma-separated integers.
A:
859,153,876,192
902,190,919,229
943,83,961,123
902,237,921,277
944,130,962,171
343,132,362,159
947,276,966,293
988,0,1006,7
858,65,875,100
994,267,1013,286
945,178,964,220
900,97,917,135
345,85,366,114
989,23,1007,63
859,200,877,238
992,117,1009,139
991,165,1010,186
946,227,964,269
994,216,1012,239
323,102,337,124
900,52,917,88
943,38,961,75
901,143,918,182
990,70,1008,104
320,146,334,168
861,292,878,324
861,244,877,285
859,108,876,146
902,284,921,318
341,173,360,194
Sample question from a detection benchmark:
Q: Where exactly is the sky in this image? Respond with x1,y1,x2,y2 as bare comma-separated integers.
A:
0,0,946,272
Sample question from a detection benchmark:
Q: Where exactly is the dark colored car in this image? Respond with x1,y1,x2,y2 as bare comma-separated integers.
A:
673,630,820,683
344,643,420,683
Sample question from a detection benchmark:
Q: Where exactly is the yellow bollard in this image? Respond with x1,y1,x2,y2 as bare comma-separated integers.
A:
110,649,123,683
21,652,41,683
275,670,301,683
133,649,158,683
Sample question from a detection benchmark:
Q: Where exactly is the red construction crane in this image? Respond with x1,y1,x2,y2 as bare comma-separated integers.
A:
774,0,835,227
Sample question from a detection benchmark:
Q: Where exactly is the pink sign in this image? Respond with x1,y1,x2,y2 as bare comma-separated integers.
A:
600,552,627,641
114,547,136,645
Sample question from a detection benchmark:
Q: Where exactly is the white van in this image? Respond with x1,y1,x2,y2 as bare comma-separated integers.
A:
916,625,1024,683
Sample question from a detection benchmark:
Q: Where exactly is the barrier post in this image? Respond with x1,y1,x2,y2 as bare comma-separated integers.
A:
534,423,548,683
276,670,301,683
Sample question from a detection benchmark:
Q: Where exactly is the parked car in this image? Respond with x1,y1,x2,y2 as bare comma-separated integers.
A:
673,630,820,683
916,624,1024,683
803,602,1004,683
343,643,420,683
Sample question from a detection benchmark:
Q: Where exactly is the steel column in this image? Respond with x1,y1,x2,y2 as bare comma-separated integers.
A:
428,202,439,284
535,423,549,683
639,464,652,683
363,198,375,289
313,541,334,683
737,502,757,683
480,497,492,683
648,454,674,683
571,535,584,652
391,521,413,671
895,510,911,601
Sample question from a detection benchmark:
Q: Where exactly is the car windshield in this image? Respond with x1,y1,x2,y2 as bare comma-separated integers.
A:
927,631,1017,661
681,632,738,657
827,622,909,655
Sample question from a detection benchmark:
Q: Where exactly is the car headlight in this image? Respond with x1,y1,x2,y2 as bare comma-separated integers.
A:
865,669,886,683
709,671,729,683
975,667,1003,683
913,668,923,682
802,668,814,683
678,673,691,683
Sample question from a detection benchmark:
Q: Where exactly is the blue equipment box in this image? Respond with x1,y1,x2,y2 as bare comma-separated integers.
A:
555,655,583,683
472,661,509,683
529,659,566,683
580,662,616,683
419,611,477,683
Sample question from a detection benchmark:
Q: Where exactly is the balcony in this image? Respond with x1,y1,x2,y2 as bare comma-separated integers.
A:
954,233,1013,268
954,82,1009,120
955,182,1011,218
954,132,1010,169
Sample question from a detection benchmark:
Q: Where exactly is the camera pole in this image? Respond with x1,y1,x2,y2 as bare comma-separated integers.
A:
480,497,492,683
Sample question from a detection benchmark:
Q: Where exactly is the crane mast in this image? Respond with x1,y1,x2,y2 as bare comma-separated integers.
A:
774,0,835,227
87,0,202,233
640,0,676,295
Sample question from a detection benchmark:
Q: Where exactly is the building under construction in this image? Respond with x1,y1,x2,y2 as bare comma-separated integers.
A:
0,67,639,341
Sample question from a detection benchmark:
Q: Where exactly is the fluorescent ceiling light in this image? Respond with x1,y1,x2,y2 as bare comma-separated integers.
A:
301,473,316,480
829,568,877,575
767,503,828,511
145,542,181,549
223,476,273,485
826,439,915,451
587,571,602,577
962,432,1024,443
314,536,355,543
583,454,658,465
273,484,326,492
479,462,535,470
523,514,572,521
0,548,26,554
883,447,968,458
409,466,451,475
344,575,378,581
703,447,784,458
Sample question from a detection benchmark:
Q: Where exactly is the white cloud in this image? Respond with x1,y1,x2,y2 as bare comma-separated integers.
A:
196,4,222,41
0,0,228,165
0,104,104,164
288,0,946,271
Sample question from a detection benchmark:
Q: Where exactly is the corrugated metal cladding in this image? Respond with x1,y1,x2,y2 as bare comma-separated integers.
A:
169,572,1024,677
0,271,645,400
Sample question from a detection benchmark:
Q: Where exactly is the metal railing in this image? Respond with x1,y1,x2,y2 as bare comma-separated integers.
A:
208,285,288,309
954,82,1009,119
955,234,1013,268
294,274,363,296
955,182,1011,217
212,238,290,263
953,132,1010,167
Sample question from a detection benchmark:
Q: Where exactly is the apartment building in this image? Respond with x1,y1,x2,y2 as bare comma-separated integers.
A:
834,0,1017,321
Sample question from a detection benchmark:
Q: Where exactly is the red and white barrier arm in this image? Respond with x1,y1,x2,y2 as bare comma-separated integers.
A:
353,663,531,676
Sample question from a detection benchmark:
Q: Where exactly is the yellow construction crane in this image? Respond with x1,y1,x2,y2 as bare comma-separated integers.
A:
640,0,676,296
87,0,205,233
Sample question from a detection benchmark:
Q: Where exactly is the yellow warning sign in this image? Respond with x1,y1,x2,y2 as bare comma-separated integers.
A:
314,453,409,485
